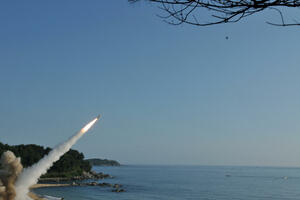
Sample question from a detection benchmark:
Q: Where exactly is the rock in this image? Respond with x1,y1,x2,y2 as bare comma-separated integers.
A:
90,170,98,176
86,182,98,186
98,182,112,187
72,182,77,186
113,184,122,188
112,189,125,193
82,171,93,179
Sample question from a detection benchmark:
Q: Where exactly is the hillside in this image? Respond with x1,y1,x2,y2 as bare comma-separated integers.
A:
0,142,91,178
86,158,120,166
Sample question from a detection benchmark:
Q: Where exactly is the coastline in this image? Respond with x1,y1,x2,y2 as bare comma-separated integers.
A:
29,183,71,200
30,183,71,189
27,170,121,199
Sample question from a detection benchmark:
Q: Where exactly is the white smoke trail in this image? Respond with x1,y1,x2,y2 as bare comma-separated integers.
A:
15,116,100,200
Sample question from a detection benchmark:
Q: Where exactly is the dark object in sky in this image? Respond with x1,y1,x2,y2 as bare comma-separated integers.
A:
226,36,229,40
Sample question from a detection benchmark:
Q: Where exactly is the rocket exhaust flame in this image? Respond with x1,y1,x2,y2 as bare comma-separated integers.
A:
80,115,100,133
13,115,101,200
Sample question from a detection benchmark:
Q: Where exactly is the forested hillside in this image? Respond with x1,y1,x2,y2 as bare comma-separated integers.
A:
0,142,91,177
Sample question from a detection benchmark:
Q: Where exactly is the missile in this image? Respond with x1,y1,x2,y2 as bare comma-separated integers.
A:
80,115,101,134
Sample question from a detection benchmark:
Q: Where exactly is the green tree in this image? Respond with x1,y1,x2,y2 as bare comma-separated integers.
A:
0,142,91,177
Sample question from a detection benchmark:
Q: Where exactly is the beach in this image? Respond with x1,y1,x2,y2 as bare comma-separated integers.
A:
29,184,71,200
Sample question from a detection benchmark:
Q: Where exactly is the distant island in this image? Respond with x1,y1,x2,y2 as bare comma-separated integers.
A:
86,158,121,166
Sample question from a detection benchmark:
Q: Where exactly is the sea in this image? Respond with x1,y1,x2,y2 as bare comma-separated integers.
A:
33,165,300,200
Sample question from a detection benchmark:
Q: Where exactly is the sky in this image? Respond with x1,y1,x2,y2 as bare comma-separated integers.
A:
1,1,300,166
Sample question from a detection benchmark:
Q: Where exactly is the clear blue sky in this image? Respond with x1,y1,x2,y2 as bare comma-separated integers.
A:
1,1,300,166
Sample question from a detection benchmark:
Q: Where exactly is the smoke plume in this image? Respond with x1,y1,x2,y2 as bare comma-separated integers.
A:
14,116,99,200
0,151,23,200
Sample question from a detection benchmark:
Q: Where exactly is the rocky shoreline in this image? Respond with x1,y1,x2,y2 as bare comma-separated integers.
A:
32,181,125,194
39,170,112,183
35,170,126,195
75,182,125,192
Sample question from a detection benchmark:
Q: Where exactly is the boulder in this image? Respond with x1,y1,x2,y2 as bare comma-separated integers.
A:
112,189,125,193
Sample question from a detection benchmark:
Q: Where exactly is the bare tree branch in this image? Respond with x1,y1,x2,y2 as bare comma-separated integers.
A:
129,0,300,26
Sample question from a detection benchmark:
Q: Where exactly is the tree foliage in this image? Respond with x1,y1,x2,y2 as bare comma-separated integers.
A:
130,0,300,26
0,142,91,178
86,158,121,166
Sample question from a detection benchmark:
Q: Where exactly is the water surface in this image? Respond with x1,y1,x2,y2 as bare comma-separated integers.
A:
34,165,300,200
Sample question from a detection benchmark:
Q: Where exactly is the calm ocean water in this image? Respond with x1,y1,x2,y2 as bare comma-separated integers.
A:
34,165,300,200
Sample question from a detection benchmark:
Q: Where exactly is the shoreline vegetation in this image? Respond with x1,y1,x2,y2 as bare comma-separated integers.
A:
86,158,121,166
0,142,91,178
38,170,113,183
0,142,123,199
0,142,121,177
